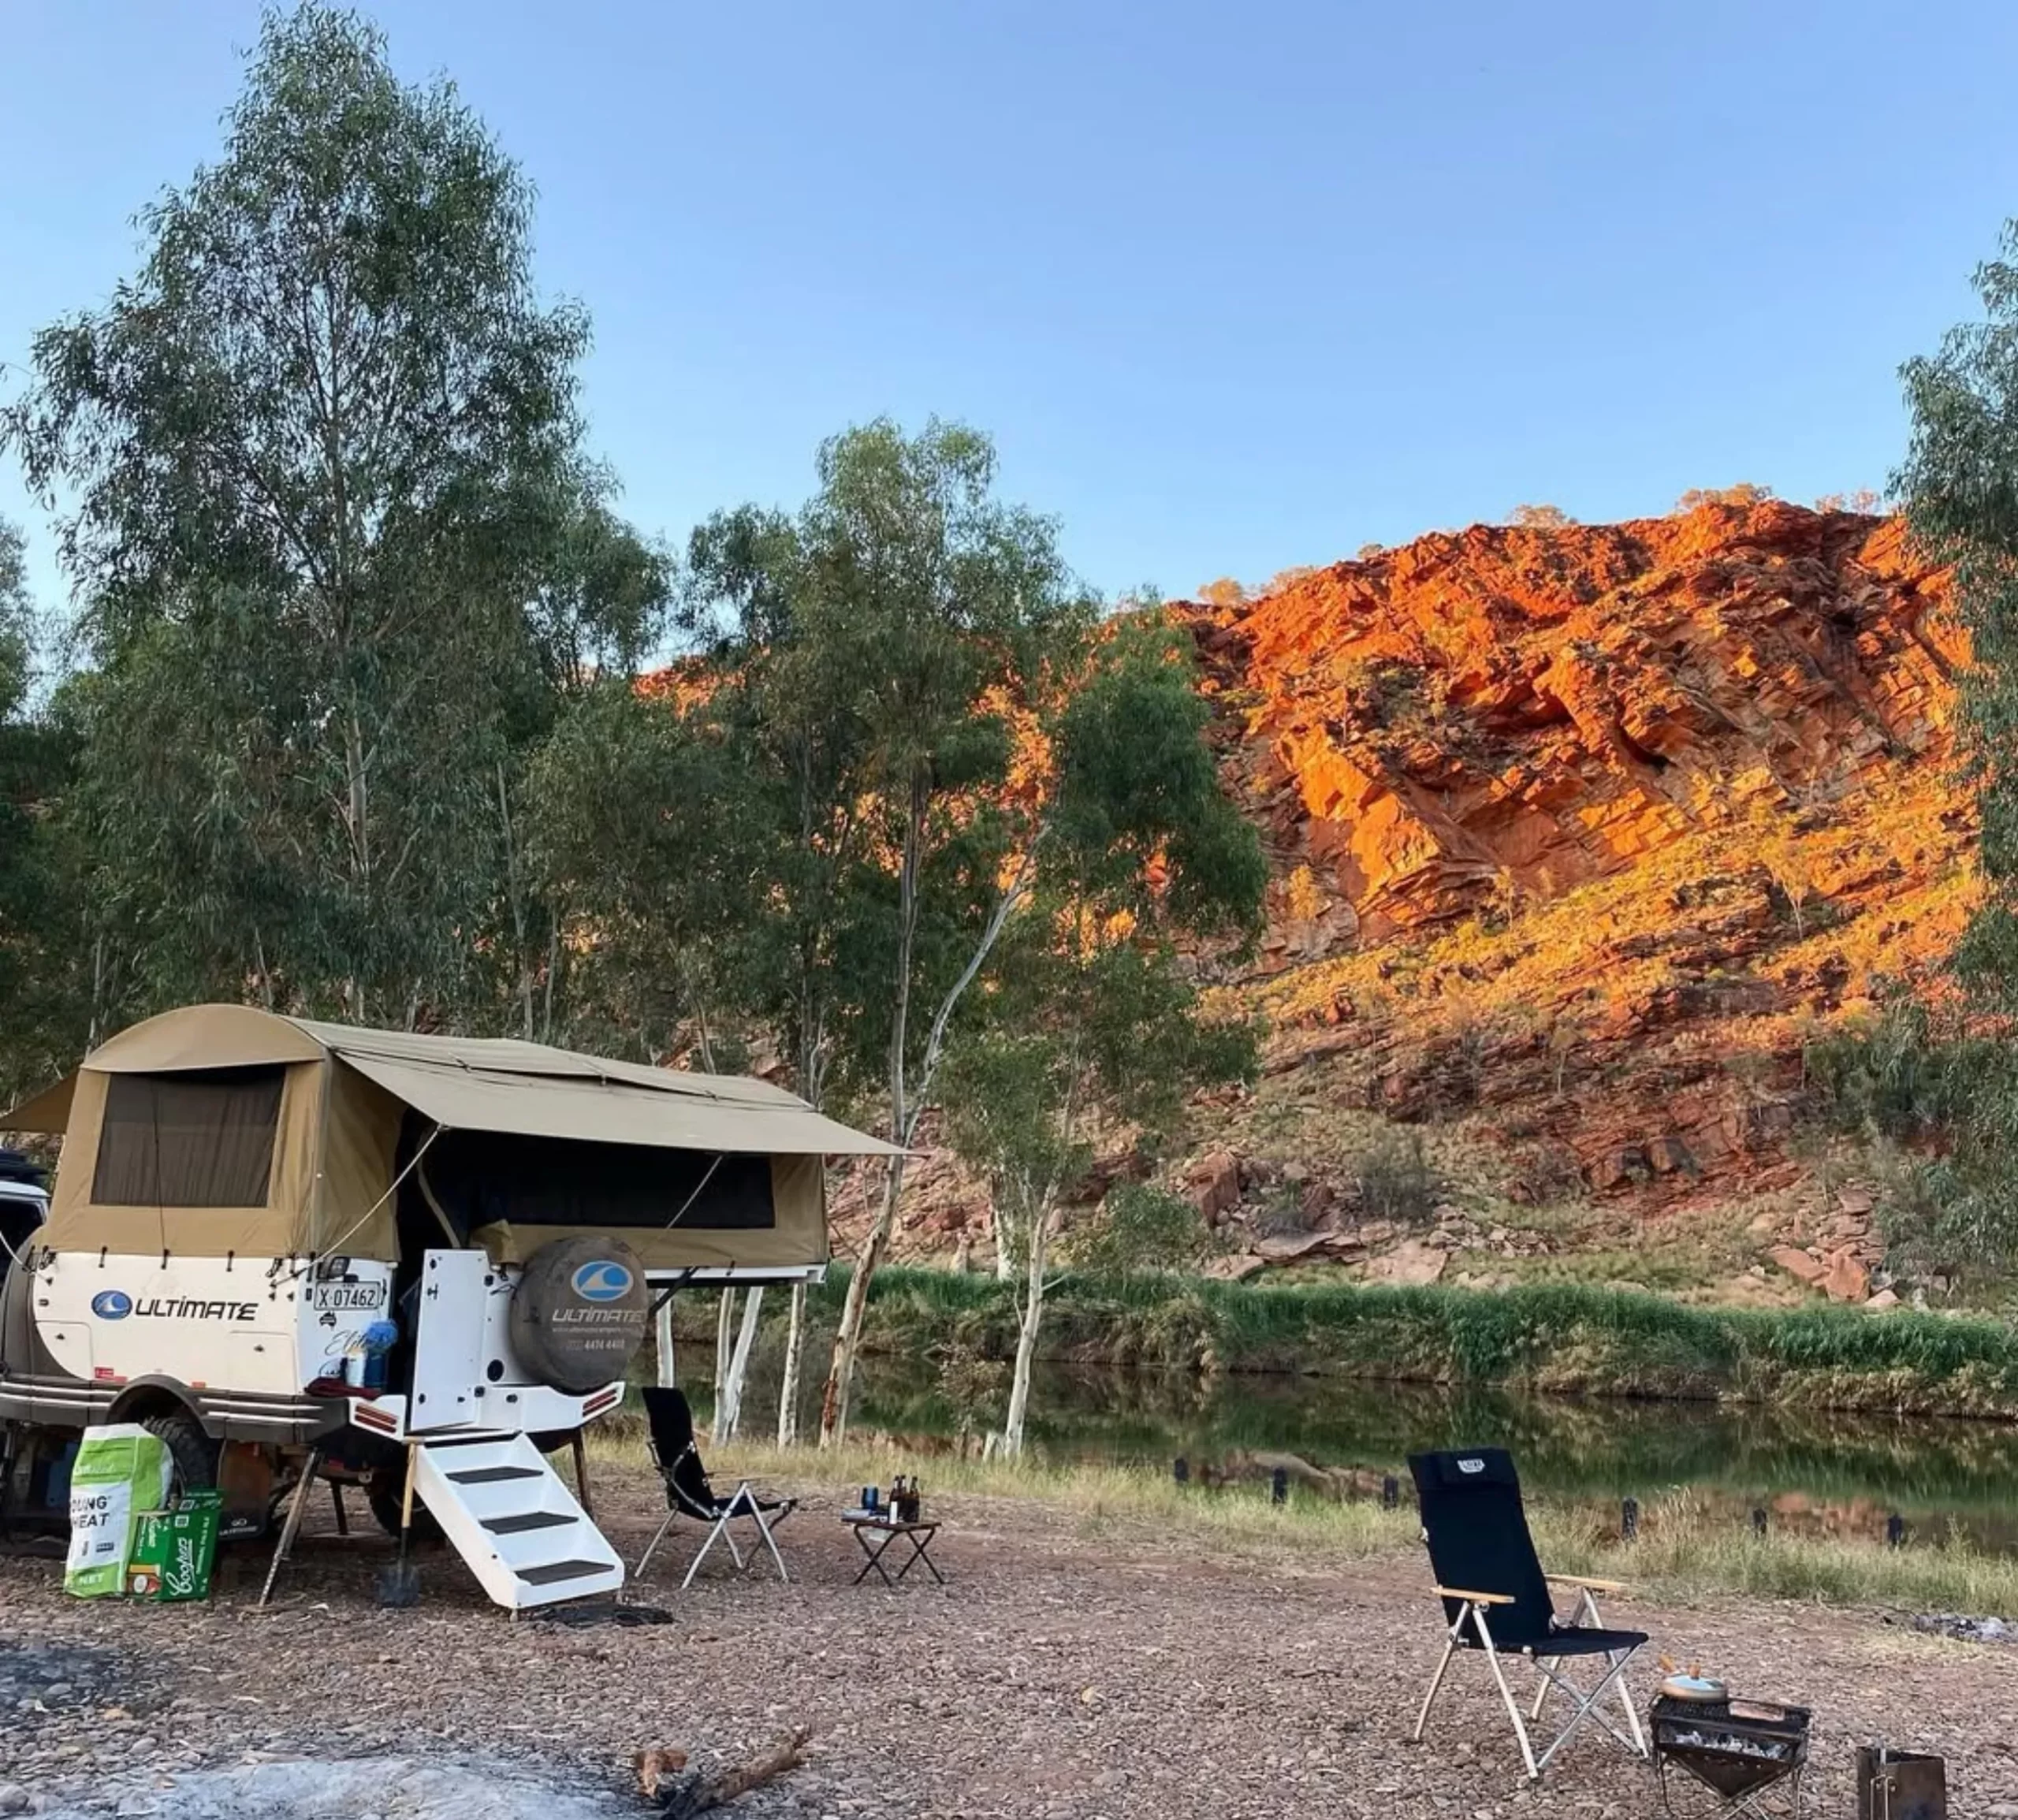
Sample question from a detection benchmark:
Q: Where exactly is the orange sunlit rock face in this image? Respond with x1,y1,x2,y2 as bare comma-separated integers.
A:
1141,501,1977,1253
1171,501,1960,947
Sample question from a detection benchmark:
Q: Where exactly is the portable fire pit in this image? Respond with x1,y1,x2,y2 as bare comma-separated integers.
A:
1651,1693,1811,1818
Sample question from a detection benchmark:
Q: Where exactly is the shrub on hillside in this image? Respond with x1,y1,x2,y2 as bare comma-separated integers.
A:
1068,1182,1216,1278
1677,482,1774,510
1804,992,1964,1142
1353,1129,1444,1224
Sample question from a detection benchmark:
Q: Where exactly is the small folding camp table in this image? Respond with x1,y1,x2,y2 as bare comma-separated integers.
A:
842,1512,944,1587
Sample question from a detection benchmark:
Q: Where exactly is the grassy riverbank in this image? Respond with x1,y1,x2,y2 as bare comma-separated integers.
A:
588,1428,2018,1615
750,1266,2018,1420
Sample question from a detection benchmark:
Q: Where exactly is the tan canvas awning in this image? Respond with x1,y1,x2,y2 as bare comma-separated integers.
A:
16,1004,891,1264
0,1072,76,1133
332,1050,899,1156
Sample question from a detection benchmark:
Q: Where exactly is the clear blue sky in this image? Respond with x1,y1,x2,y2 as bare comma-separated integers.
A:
6,0,2018,614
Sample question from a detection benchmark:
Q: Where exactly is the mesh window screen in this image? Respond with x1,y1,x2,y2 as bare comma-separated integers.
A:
92,1066,285,1208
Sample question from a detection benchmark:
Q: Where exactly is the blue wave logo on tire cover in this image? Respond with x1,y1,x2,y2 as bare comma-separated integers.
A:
571,1260,633,1303
91,1290,133,1320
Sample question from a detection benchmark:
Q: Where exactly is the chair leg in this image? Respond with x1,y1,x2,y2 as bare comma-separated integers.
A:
1566,1591,1648,1759
1461,1613,1533,1783
1412,1635,1459,1743
1531,1657,1557,1721
635,1510,677,1579
750,1509,790,1583
683,1517,732,1590
727,1482,787,1580
1480,1632,1540,1781
1528,1649,1647,1772
1613,1649,1648,1756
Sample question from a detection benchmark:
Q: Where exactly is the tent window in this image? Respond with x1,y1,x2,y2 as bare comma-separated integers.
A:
92,1067,285,1209
412,1127,776,1236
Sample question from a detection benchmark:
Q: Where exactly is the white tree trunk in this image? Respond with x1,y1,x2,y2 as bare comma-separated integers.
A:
776,1281,807,1446
992,1202,1020,1281
654,1295,676,1388
821,1155,904,1447
820,836,1035,1449
1000,1211,1052,1458
717,1287,764,1439
713,1289,736,1429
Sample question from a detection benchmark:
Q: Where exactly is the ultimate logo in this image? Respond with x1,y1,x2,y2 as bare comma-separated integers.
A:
97,1296,260,1323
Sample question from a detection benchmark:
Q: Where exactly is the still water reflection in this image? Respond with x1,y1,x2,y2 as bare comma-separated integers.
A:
679,1349,2018,1553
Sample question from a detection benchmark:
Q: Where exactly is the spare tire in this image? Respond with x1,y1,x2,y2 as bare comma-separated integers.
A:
508,1236,650,1394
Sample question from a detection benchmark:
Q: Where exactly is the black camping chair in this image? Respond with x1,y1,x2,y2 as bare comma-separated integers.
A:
1408,1448,1649,1781
635,1386,796,1588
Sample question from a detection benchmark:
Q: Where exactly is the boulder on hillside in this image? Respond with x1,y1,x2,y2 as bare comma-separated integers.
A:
1822,1247,1871,1303
1185,1149,1242,1221
1769,1245,1828,1286
1362,1238,1449,1286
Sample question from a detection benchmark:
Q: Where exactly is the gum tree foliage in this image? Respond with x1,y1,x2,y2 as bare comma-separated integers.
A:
0,522,84,1103
938,620,1265,1456
1881,222,2018,1270
523,679,762,1068
2,3,663,1030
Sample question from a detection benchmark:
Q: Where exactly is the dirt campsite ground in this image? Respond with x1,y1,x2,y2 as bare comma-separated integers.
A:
3,1459,2018,1820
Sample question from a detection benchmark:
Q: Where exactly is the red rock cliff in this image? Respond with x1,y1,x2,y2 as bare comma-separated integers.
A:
1176,501,1959,949
1143,501,1973,1286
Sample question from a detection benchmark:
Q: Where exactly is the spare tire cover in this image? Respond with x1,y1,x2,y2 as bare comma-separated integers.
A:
509,1236,650,1394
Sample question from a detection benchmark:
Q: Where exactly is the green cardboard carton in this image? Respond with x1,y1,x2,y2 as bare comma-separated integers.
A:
129,1491,222,1602
64,1424,169,1599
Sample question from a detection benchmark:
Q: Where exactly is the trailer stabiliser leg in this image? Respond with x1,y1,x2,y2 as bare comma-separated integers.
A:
257,1442,326,1609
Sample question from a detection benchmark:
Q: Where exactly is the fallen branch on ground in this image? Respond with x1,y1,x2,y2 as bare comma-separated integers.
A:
635,1728,813,1814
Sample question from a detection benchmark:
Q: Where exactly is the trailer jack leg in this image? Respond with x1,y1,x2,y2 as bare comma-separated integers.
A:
257,1442,326,1609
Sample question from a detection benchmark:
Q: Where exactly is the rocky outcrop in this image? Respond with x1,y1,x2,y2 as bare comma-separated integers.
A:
1164,502,1971,1231
1175,501,1958,947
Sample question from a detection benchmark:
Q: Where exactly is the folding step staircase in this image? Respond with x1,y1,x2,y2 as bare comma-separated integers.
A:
411,1432,624,1611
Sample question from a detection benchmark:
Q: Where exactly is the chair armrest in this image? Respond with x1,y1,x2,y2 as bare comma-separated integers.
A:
1434,1585,1514,1605
1547,1572,1629,1593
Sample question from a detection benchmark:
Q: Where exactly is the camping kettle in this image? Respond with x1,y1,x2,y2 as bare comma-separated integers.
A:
1856,1747,1945,1820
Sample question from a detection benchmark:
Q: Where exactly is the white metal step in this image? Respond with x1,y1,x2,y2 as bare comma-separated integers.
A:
411,1434,624,1611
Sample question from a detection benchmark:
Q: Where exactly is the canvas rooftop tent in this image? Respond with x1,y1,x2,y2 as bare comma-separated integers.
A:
0,1005,896,1273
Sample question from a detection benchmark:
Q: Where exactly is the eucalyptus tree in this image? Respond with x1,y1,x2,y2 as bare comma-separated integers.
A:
3,3,661,1029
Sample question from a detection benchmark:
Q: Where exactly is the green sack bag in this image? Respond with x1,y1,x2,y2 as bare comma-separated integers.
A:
64,1424,170,1599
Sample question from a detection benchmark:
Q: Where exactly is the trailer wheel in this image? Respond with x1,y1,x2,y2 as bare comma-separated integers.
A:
365,1461,445,1543
141,1409,219,1498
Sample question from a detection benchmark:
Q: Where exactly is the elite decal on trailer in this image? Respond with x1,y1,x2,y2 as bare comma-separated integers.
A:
90,1290,132,1320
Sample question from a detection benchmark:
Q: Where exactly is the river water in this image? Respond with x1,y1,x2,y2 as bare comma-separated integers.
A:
678,1348,2018,1554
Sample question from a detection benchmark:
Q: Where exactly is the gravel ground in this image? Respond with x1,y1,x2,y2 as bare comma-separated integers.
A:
5,1462,2018,1818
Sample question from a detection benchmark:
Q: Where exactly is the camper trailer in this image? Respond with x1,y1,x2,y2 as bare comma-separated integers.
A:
0,1005,894,1608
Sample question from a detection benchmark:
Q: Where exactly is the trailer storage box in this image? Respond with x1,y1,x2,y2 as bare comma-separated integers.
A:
63,1424,169,1599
